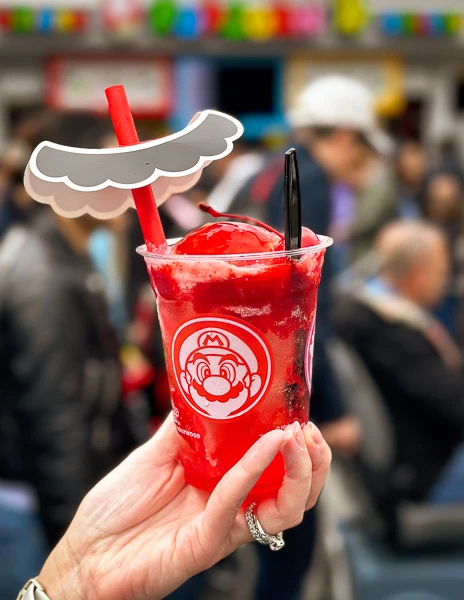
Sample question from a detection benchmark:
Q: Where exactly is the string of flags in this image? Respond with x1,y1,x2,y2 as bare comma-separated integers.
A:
379,12,462,38
0,3,461,40
0,7,88,34
148,2,327,39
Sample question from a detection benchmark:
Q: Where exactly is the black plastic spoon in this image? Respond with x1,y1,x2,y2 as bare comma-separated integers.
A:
284,148,302,252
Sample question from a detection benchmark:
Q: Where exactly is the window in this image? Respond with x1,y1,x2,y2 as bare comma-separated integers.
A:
216,64,275,115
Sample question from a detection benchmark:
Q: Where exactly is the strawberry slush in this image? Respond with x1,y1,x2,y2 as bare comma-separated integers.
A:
139,219,331,498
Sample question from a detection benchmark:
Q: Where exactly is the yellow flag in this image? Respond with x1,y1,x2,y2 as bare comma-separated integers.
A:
333,0,369,35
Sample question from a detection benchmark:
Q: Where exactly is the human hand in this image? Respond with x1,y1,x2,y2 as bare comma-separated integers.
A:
39,415,331,600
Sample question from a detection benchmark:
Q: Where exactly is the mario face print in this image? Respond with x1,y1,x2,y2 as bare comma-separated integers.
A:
172,317,273,420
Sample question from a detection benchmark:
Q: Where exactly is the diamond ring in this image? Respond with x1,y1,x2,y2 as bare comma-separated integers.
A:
245,502,285,551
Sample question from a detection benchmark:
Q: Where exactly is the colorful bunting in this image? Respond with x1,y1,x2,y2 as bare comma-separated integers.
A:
148,1,327,40
203,3,223,35
333,0,370,36
149,0,176,36
379,12,463,37
274,5,290,38
288,5,325,37
0,7,88,34
220,3,246,40
174,7,203,39
0,2,460,40
242,6,279,41
102,0,143,36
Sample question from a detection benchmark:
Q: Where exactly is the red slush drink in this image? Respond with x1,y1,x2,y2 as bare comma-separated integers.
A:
138,220,332,498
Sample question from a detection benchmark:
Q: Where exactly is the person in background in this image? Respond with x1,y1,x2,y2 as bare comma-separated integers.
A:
329,182,357,275
237,75,366,600
88,133,131,339
396,139,427,219
344,150,397,265
439,137,464,180
89,212,131,339
336,221,464,521
283,75,396,266
0,140,38,239
0,122,134,600
0,111,55,240
421,168,464,342
264,75,382,450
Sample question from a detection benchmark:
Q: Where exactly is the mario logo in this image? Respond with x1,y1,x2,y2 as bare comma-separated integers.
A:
172,316,273,420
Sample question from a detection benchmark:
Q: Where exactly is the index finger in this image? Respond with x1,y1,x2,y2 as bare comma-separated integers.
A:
250,422,313,535
201,428,293,548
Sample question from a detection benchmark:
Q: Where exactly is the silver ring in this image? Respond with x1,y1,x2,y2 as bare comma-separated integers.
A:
245,502,285,551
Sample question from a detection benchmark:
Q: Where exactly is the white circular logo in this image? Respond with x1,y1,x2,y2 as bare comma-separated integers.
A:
171,316,273,420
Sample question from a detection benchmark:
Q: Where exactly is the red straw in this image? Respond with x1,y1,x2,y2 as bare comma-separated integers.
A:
105,85,167,252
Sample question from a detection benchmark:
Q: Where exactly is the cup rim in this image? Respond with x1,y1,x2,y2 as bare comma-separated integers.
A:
137,234,333,262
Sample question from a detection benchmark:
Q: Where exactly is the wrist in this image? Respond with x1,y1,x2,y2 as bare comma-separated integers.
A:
39,538,88,600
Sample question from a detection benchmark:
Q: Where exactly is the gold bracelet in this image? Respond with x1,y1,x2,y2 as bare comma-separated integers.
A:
17,577,50,600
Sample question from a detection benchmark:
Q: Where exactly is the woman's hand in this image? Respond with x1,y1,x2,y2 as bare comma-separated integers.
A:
39,415,331,600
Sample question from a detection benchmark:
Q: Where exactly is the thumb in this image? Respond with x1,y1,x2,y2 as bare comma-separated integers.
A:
132,413,180,467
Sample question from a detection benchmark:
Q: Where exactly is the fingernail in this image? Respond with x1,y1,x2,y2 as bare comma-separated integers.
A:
293,421,306,449
309,442,324,471
281,425,294,445
310,422,324,446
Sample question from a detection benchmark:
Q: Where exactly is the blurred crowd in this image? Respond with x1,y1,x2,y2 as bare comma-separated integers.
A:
2,74,464,600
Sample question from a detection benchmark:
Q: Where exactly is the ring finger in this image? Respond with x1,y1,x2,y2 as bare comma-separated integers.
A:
235,422,313,544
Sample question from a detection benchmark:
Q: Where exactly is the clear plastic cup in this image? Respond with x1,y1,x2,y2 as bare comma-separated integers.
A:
138,236,332,498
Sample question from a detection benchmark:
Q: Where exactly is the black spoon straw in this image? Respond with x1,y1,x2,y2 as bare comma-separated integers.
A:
284,148,302,252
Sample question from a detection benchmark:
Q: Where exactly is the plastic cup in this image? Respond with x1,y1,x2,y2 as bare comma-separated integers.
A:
138,236,332,498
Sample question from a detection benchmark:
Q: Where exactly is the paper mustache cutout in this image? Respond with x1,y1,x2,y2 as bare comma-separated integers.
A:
24,110,244,219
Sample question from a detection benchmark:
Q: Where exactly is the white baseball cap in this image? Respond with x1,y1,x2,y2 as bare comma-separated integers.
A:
288,75,394,156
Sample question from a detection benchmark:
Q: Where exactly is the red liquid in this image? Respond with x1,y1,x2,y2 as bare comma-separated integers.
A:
143,222,327,498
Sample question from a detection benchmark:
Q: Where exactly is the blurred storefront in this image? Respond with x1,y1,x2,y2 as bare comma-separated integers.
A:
0,0,463,157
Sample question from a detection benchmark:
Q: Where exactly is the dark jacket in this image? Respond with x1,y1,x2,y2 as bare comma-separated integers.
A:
0,215,125,545
336,296,464,508
265,145,344,423
227,145,345,423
